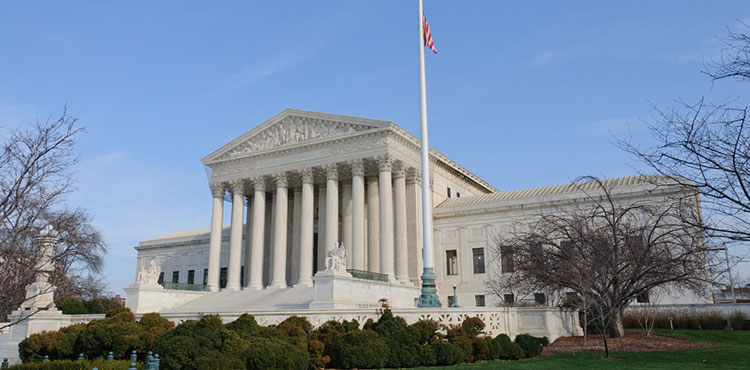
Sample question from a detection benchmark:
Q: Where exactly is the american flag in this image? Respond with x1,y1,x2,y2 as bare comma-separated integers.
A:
423,15,437,54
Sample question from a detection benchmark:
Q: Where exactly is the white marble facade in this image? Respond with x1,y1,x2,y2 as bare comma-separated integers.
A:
129,109,711,310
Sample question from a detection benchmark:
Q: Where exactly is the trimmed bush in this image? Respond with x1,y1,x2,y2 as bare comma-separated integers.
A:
225,314,260,339
514,334,547,358
494,334,523,360
55,298,89,315
328,329,387,369
18,324,84,363
242,337,308,370
153,315,246,370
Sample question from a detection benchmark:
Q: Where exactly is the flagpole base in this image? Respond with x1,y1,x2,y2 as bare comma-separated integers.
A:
417,268,441,308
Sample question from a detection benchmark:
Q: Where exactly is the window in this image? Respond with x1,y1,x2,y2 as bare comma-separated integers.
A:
475,295,486,307
447,187,451,198
157,272,164,285
220,267,227,289
172,271,179,284
504,294,515,304
534,293,547,305
187,270,195,285
446,250,458,275
456,192,461,198
472,248,485,274
500,246,514,273
637,290,650,303
203,269,208,286
240,266,244,285
447,296,455,307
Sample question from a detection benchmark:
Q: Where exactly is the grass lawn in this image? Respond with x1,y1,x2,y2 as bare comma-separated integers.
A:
404,330,750,370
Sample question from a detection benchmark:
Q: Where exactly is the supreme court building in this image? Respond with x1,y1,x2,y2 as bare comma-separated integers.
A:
124,109,709,316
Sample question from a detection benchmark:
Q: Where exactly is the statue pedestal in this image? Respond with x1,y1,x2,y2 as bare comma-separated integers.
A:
124,282,209,314
309,271,420,310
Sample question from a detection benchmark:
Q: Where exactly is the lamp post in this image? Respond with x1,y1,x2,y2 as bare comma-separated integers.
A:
450,284,459,307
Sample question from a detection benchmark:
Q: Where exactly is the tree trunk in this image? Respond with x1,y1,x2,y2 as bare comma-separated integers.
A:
609,310,625,338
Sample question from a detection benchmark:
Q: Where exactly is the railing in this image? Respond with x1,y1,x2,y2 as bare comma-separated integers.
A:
159,282,210,292
346,269,389,282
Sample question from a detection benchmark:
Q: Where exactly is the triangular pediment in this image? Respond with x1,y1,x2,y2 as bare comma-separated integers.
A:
203,109,390,164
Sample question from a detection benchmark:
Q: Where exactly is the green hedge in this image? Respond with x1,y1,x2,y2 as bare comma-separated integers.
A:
9,359,144,370
19,309,549,369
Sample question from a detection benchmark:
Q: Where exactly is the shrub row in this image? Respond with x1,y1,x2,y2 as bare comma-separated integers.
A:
19,308,549,369
18,308,174,363
314,310,548,369
622,309,750,331
55,297,122,315
9,359,143,370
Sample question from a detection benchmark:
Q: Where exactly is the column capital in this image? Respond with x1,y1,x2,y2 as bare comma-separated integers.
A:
229,180,244,196
252,176,266,192
298,168,315,184
324,164,339,181
376,154,392,172
392,160,406,179
274,173,288,188
406,167,421,184
210,183,226,198
348,159,365,177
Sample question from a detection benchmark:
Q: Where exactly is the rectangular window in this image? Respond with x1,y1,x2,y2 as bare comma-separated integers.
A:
220,267,227,289
472,248,485,274
203,269,208,286
172,271,179,284
157,272,164,285
456,192,461,198
187,270,195,285
447,187,451,198
534,293,547,305
501,246,514,273
446,250,458,275
475,295,486,307
504,293,515,304
637,290,650,303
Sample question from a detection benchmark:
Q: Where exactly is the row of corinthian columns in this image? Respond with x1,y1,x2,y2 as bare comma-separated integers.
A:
205,155,418,292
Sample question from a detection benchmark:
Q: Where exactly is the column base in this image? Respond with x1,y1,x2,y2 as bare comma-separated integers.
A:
268,281,288,289
222,283,241,292
247,283,264,290
417,268,442,308
294,279,314,288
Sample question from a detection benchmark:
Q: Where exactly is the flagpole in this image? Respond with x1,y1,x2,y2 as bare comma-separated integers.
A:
417,0,441,308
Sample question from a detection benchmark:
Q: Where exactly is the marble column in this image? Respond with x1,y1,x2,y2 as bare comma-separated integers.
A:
296,168,315,287
324,164,339,255
350,159,366,271
248,177,266,289
226,180,245,291
207,184,225,292
243,195,253,287
366,176,380,273
317,186,327,272
393,162,409,283
291,187,302,285
406,168,424,283
342,182,353,267
270,173,288,288
377,155,395,281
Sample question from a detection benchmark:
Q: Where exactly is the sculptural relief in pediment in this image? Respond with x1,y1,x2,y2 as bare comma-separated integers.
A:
218,116,376,160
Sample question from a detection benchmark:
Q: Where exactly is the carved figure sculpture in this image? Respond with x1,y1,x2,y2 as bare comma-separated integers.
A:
325,242,347,273
137,257,161,285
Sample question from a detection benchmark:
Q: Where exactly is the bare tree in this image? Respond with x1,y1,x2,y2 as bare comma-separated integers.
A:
620,23,750,245
492,177,711,351
0,109,106,322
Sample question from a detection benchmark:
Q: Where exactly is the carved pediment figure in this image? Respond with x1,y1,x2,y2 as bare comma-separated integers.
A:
219,116,373,159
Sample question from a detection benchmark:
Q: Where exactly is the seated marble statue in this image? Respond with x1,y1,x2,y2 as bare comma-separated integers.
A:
137,257,161,285
325,242,347,273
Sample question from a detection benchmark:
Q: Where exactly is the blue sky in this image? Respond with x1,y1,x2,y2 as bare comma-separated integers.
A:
1,1,749,293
